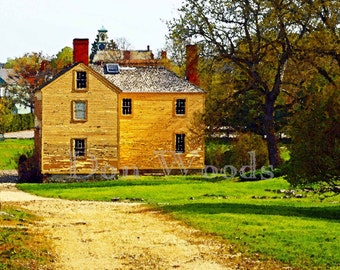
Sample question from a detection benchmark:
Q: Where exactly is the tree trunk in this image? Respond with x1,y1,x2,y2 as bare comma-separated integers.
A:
264,93,282,168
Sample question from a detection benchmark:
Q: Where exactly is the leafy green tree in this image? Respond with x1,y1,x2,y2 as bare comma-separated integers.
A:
286,84,340,190
167,0,340,168
51,46,73,72
0,98,13,133
283,1,340,189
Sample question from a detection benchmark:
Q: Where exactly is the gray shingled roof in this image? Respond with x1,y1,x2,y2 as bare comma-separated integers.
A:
90,65,204,93
0,69,18,85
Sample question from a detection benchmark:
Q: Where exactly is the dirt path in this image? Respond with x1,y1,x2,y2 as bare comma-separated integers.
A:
0,183,286,269
3,130,34,139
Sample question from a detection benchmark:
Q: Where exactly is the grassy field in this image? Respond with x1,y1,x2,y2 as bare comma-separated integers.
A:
0,205,55,269
18,176,340,269
2,139,339,268
0,139,34,170
0,139,54,269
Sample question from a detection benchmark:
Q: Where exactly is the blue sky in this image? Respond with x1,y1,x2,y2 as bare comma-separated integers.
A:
0,0,183,62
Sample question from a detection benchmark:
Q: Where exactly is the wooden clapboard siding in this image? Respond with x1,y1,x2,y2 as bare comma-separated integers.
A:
34,62,206,179
119,92,205,171
36,63,120,175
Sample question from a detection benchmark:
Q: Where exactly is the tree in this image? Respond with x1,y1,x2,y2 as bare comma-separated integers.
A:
90,34,120,63
5,52,46,112
90,34,101,62
114,37,131,50
51,46,73,72
283,1,340,189
0,98,13,133
167,0,340,168
5,48,72,111
286,84,340,190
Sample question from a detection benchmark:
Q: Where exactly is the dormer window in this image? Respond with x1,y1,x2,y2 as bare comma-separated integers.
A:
104,63,120,74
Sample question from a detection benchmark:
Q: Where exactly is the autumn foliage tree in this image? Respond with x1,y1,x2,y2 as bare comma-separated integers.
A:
5,47,73,111
5,52,44,111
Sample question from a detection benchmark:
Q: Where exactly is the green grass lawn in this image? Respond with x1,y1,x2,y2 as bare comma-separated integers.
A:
18,176,340,269
0,139,34,170
0,206,55,269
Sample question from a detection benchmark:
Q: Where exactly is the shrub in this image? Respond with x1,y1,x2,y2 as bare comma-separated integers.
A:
205,139,232,169
205,134,270,179
229,132,269,170
18,154,41,183
13,145,41,183
239,166,284,181
6,113,34,132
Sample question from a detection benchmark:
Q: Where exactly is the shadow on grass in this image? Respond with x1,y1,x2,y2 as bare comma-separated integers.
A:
161,203,340,221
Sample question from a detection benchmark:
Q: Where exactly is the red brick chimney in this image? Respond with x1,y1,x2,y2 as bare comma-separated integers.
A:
73,39,89,65
123,50,131,61
40,60,48,71
186,44,199,86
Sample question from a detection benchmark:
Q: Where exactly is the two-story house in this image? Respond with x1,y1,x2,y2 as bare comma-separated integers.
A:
33,39,205,182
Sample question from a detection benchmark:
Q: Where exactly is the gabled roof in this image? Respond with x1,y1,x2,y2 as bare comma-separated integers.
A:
36,63,78,92
37,63,122,94
0,69,18,85
36,62,204,94
90,65,204,93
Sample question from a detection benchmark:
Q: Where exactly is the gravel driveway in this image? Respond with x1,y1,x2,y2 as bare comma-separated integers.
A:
0,170,287,269
0,184,252,270
4,130,34,139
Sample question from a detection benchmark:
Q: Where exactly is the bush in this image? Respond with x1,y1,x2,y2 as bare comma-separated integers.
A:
239,166,285,181
6,113,34,132
18,154,41,183
9,144,41,183
205,134,273,180
229,132,269,170
205,139,232,169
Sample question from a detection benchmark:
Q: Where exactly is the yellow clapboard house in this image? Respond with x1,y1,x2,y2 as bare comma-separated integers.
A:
34,39,205,181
